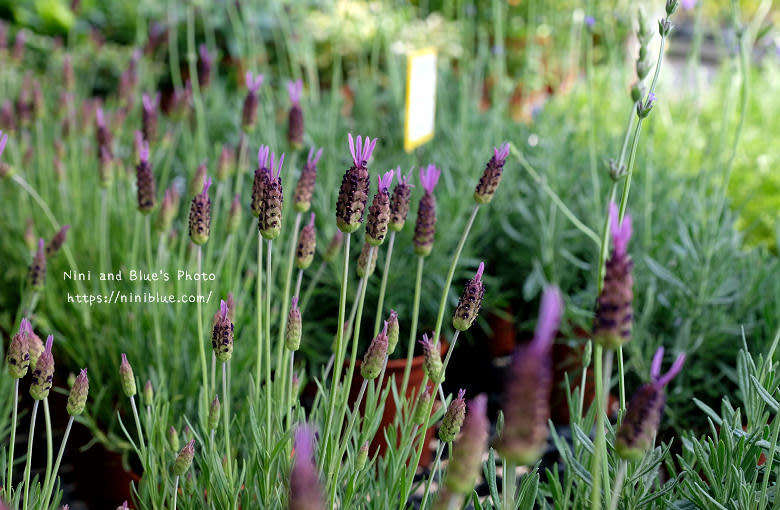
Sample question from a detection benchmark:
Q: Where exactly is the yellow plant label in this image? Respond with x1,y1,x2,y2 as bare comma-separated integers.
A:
404,48,437,152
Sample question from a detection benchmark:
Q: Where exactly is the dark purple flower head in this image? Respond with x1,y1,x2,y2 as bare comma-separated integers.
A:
377,170,394,194
257,145,285,180
650,347,686,388
419,164,441,194
142,93,159,114
608,201,632,257
288,79,303,105
245,71,264,93
348,133,377,168
307,146,323,166
46,225,71,257
530,286,563,354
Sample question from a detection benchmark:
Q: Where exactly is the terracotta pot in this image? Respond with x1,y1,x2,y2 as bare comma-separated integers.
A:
487,307,517,358
348,341,448,467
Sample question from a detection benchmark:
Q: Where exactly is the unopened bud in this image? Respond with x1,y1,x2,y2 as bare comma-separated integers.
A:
67,368,89,415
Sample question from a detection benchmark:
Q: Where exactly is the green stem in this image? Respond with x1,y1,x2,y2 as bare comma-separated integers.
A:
146,217,164,382
320,232,351,475
589,344,607,510
22,401,39,510
130,395,146,456
420,442,445,509
373,231,396,336
330,379,369,508
276,212,303,401
222,362,233,484
503,458,516,510
400,256,425,398
197,246,208,395
264,238,274,502
42,398,53,499
172,475,179,510
43,416,74,509
7,379,18,493
255,232,263,400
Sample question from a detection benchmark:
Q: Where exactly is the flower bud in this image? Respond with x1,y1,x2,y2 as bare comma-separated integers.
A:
386,310,399,355
286,297,302,351
412,385,433,425
616,348,685,461
135,134,156,214
211,300,234,363
293,147,323,213
323,230,343,263
217,144,235,181
356,441,369,471
208,395,221,431
143,379,154,407
116,501,129,510
453,262,486,331
636,92,656,118
413,165,440,257
418,333,443,384
443,394,488,494
188,162,207,199
474,144,509,204
241,72,263,131
439,389,467,443
46,225,71,257
287,80,304,149
594,203,633,350
24,218,36,252
389,167,414,232
227,194,241,234
356,242,376,278
197,45,213,89
296,213,316,270
6,319,31,379
30,336,55,400
188,178,212,245
141,93,160,144
336,134,374,233
98,145,113,188
157,187,178,234
361,322,389,379
168,426,180,452
67,368,89,415
28,239,46,290
119,353,136,398
173,439,195,476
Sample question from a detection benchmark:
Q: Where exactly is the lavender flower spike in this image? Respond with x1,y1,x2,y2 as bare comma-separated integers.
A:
594,203,634,349
389,167,414,232
251,145,271,216
413,164,440,256
336,134,374,233
296,213,317,270
418,333,444,384
0,130,8,158
442,394,489,495
497,286,563,465
361,321,389,379
453,262,486,331
241,72,264,131
28,238,46,290
119,353,136,397
439,389,467,442
287,79,305,148
293,147,323,213
474,143,510,204
30,336,54,400
289,424,326,510
211,299,234,362
135,133,156,214
286,297,302,351
141,93,160,143
188,177,212,245
197,44,213,88
259,151,284,240
67,368,89,416
46,225,71,257
6,318,32,379
366,170,394,246
616,347,686,461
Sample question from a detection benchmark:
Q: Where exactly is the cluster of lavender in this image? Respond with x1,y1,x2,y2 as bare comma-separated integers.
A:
5,318,89,508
